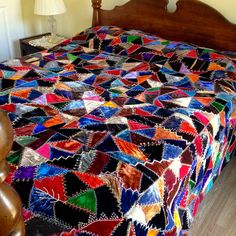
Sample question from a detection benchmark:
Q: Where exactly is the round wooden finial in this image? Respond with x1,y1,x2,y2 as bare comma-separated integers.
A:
0,110,25,235
92,0,102,9
92,0,102,26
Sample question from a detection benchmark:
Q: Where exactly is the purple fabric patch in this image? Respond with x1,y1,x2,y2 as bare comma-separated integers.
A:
14,166,37,180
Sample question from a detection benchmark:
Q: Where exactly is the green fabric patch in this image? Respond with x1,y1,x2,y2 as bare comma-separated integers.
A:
189,180,195,190
109,89,123,95
211,101,224,112
68,189,96,213
127,36,140,43
16,136,38,146
7,150,22,165
226,153,231,162
148,87,161,92
203,48,214,53
161,40,170,45
67,53,78,62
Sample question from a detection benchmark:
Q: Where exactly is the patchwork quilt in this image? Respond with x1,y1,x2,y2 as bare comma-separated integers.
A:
1,26,236,236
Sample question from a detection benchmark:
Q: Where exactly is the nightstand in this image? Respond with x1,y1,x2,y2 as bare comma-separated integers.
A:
19,33,51,56
19,33,66,57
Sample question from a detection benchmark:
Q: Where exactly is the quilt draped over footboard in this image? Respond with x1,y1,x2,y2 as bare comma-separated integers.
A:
0,26,236,236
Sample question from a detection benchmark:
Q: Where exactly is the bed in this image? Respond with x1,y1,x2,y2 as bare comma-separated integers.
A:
0,0,236,235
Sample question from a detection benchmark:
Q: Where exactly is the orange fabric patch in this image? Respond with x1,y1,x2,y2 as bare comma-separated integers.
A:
11,88,31,99
137,75,152,84
194,97,213,106
44,114,64,127
188,74,199,83
180,121,197,135
208,62,224,71
117,162,142,190
154,127,182,141
115,137,147,161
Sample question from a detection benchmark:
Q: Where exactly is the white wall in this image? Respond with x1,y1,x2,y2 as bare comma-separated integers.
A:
20,0,236,38
0,0,24,60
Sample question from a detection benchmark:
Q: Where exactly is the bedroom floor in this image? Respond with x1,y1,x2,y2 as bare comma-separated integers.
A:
189,156,236,236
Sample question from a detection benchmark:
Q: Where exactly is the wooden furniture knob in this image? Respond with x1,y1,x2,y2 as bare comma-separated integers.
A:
0,110,25,236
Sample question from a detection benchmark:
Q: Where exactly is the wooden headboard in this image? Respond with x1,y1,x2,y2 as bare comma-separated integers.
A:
91,0,236,52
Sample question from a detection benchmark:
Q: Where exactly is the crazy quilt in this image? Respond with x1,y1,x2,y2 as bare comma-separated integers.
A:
1,26,236,236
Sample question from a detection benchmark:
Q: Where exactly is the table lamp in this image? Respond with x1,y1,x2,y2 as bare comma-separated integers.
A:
34,0,66,43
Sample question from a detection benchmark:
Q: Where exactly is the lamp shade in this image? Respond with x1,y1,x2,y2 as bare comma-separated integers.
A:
34,0,66,16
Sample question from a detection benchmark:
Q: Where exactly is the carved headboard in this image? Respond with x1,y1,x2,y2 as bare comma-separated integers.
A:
91,0,236,52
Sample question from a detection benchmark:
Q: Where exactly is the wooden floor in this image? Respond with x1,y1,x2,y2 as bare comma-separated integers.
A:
189,156,236,236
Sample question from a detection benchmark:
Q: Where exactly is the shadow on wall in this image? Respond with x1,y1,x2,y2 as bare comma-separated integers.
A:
56,0,92,37
21,0,45,37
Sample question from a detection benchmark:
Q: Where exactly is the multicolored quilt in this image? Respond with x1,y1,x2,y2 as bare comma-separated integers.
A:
1,26,236,236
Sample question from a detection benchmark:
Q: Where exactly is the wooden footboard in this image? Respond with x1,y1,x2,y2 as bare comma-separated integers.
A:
0,110,25,236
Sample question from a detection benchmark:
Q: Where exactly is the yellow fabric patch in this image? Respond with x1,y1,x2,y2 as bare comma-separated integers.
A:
174,210,181,228
103,101,118,108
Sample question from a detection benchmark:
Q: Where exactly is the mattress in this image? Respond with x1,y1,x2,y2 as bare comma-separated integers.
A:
1,26,236,235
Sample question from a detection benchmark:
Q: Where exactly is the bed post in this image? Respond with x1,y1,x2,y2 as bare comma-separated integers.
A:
92,0,102,26
0,110,25,236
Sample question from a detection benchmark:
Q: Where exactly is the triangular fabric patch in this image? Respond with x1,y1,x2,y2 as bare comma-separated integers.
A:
68,189,96,213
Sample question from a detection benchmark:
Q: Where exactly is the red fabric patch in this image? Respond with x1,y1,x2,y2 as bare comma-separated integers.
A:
135,108,152,116
87,151,110,175
154,99,164,107
15,123,37,136
79,219,122,236
34,175,67,202
143,37,155,44
127,44,140,54
181,148,193,165
130,62,149,72
194,111,209,126
51,140,82,152
186,50,198,58
180,121,197,136
106,69,123,76
0,104,16,112
179,164,190,179
128,120,151,130
165,227,177,236
192,197,200,217
89,131,108,147
194,135,203,156
22,208,33,221
180,189,189,208
207,157,213,170
63,121,79,129
164,169,176,191
73,172,105,189
5,164,17,184
46,94,69,103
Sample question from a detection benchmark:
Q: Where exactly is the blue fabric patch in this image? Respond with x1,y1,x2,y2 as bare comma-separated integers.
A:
29,187,55,217
137,184,160,205
36,163,68,179
163,143,183,160
121,188,138,214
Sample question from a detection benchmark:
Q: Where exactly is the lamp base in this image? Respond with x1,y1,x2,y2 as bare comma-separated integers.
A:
47,34,64,44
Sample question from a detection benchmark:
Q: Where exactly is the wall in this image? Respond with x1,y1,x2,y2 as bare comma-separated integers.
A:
21,0,236,38
0,0,24,60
